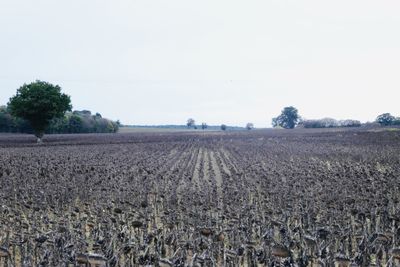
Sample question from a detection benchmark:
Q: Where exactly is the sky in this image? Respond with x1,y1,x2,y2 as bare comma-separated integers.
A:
0,0,399,127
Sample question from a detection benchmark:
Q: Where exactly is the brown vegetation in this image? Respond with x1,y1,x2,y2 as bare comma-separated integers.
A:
0,128,399,266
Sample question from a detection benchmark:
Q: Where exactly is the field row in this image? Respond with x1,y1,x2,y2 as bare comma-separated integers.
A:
0,130,400,266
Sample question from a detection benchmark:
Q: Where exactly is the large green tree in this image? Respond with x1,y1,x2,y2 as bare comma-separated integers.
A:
8,80,72,142
272,106,300,129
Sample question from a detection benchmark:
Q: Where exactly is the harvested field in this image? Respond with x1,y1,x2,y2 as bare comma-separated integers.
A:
0,129,400,266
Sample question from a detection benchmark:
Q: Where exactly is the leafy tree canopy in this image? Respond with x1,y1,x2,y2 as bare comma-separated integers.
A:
272,106,300,129
246,123,254,130
8,80,72,141
187,118,195,128
376,113,395,126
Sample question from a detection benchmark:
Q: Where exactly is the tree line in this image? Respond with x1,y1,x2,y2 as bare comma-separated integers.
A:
186,106,399,131
375,113,400,126
0,107,119,135
1,80,119,142
271,106,399,129
2,80,398,142
186,118,254,131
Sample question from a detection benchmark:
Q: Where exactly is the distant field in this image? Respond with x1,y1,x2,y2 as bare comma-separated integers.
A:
118,126,244,133
0,128,399,266
118,126,200,133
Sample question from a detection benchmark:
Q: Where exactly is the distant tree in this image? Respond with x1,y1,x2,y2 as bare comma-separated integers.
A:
221,124,227,131
68,115,84,133
376,113,395,126
339,119,362,127
73,110,91,117
8,80,72,142
94,118,110,133
0,107,13,132
321,118,339,128
299,119,321,129
187,118,195,128
246,123,254,130
201,123,208,130
301,118,362,128
111,121,120,133
0,107,119,134
272,106,300,129
47,116,69,134
13,117,32,133
302,118,338,128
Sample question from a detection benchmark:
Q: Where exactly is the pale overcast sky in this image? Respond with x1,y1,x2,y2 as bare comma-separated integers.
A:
0,1,399,127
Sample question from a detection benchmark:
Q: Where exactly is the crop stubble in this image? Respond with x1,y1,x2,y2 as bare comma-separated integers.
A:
0,129,399,266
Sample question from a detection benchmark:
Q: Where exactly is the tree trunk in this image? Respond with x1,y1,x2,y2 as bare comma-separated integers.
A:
35,131,44,143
